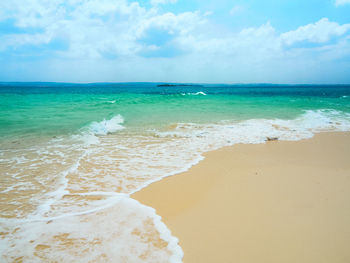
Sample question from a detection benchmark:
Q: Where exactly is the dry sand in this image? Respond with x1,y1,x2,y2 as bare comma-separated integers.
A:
132,132,350,263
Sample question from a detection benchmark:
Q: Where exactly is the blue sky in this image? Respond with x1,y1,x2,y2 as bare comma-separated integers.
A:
0,0,350,83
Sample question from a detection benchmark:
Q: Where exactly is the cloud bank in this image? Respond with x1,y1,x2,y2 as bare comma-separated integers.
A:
335,0,350,6
0,0,350,83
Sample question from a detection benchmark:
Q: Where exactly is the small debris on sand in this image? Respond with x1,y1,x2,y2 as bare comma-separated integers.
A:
266,137,279,142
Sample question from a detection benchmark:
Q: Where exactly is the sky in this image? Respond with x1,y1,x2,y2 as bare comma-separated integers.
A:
0,0,350,83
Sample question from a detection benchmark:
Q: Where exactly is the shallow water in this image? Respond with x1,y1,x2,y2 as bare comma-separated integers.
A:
1,83,350,262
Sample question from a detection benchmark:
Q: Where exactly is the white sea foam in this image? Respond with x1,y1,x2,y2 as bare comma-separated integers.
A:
2,109,350,262
190,91,207,96
1,198,183,263
155,110,350,143
53,109,350,200
87,115,125,135
181,91,207,96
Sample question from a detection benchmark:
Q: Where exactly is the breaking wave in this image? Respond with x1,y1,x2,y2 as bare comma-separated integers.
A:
181,91,207,96
87,115,125,135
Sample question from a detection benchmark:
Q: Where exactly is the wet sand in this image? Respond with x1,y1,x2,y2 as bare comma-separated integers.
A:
132,132,350,263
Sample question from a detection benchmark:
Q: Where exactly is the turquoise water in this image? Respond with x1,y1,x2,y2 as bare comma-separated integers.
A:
1,83,350,263
1,83,350,139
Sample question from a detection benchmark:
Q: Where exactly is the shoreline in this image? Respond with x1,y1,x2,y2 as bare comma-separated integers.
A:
132,132,350,263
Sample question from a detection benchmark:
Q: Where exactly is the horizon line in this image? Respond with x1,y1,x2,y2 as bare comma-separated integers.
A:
1,81,350,86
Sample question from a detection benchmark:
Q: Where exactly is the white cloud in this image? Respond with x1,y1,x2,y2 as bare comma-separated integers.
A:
150,0,177,6
280,18,350,45
1,1,348,59
0,1,350,83
229,5,244,16
0,0,205,58
335,0,350,6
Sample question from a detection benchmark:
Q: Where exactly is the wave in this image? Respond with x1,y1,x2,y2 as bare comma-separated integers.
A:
181,91,207,96
87,115,125,135
155,110,350,144
2,109,350,262
2,197,183,263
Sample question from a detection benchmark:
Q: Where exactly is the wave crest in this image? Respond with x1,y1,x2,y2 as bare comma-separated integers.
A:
181,91,207,96
88,115,125,135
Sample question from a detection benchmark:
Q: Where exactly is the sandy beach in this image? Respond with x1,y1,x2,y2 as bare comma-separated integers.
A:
132,132,350,263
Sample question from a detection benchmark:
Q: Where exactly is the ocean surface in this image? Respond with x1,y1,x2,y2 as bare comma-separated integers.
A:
1,83,350,262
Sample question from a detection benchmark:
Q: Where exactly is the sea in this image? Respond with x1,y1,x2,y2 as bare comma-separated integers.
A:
1,83,350,262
